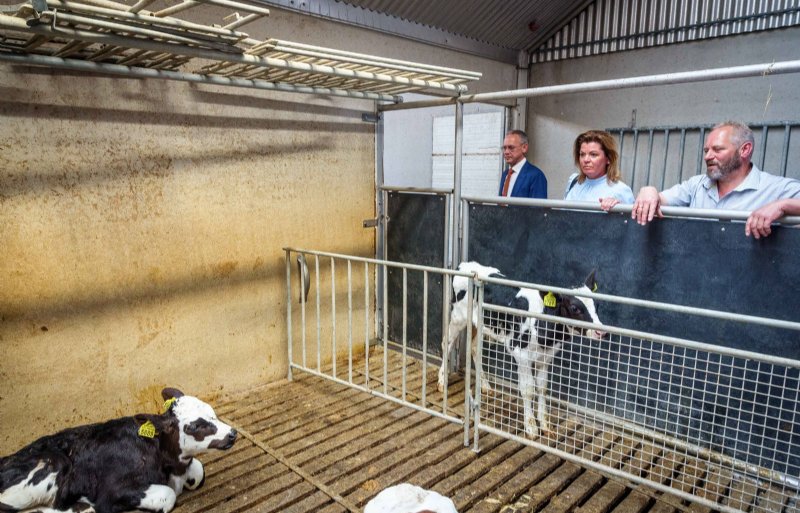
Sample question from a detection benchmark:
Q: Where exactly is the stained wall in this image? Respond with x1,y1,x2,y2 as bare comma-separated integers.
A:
0,6,513,453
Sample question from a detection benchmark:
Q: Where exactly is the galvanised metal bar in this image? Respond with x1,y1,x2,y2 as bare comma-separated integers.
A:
607,121,800,190
452,102,465,266
472,279,484,452
284,247,474,427
759,124,769,169
781,123,792,177
270,39,482,81
659,128,670,190
44,0,250,41
347,260,353,384
330,258,336,378
421,271,429,408
482,274,800,334
382,263,388,396
285,250,293,381
384,59,800,111
677,128,687,182
401,268,408,402
315,255,321,372
0,13,465,94
463,276,473,448
695,126,705,176
643,128,654,186
0,53,399,102
363,262,370,387
461,195,800,225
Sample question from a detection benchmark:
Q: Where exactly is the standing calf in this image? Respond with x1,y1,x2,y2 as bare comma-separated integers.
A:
501,271,605,439
437,262,604,439
0,388,236,513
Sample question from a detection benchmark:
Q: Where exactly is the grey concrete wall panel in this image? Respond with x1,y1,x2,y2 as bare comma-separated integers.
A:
385,191,447,355
466,203,800,474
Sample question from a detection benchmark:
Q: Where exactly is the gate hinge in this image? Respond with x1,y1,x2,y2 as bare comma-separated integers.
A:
363,215,389,228
361,112,381,123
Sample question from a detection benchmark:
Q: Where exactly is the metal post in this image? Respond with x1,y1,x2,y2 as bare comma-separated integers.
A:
375,112,386,347
452,101,465,267
285,250,293,381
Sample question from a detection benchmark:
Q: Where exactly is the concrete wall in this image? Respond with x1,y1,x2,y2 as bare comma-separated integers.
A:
527,27,800,197
0,7,510,453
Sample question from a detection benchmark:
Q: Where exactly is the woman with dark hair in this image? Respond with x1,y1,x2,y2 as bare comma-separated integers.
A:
564,130,634,211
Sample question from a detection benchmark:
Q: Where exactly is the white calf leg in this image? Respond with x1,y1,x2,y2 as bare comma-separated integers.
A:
511,348,538,438
534,352,557,436
471,331,495,396
438,316,466,392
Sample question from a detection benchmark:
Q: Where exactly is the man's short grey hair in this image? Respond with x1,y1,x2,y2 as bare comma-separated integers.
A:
507,129,529,146
713,121,755,148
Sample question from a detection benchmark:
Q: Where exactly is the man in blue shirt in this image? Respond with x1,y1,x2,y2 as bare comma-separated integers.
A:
498,130,547,199
632,121,800,238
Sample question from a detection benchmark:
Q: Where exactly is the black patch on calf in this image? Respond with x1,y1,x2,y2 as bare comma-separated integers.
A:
184,418,217,442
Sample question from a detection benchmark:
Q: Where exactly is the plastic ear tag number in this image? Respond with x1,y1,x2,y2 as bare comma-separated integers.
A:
543,292,557,308
138,420,157,438
162,397,177,413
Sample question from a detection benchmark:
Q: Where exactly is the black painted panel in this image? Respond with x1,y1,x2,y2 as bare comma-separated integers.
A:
385,192,446,355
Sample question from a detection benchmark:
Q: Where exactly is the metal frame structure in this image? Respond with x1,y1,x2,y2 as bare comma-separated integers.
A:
284,224,800,512
471,272,800,513
0,0,482,102
606,121,800,193
377,58,800,268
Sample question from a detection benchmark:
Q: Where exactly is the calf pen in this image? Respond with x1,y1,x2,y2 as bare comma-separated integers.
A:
284,247,800,513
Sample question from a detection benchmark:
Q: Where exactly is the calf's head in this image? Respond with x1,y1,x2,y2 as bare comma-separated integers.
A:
160,388,237,457
538,270,605,344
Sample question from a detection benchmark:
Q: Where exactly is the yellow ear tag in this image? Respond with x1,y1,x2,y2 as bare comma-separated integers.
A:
543,292,557,308
592,283,598,292
162,397,177,413
138,420,157,438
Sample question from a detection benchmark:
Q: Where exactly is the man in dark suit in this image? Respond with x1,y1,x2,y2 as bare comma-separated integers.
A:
498,129,548,198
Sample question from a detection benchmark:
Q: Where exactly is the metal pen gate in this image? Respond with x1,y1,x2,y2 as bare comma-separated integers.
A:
284,247,473,440
284,244,800,513
471,273,800,513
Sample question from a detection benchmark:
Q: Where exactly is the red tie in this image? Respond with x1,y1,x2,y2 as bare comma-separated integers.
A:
501,168,515,196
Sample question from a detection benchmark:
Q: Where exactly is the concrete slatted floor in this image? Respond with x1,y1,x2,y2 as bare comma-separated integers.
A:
172,348,796,513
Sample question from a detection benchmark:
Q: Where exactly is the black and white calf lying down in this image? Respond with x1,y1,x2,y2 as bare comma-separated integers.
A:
438,262,605,439
0,388,236,513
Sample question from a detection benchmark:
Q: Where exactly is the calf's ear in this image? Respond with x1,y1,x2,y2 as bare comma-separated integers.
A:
162,388,185,400
584,269,598,292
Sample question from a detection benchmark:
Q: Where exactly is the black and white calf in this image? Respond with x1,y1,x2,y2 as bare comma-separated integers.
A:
0,388,237,513
501,271,605,439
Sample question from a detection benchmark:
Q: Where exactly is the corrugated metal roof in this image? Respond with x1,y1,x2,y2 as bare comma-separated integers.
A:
257,0,800,64
339,0,593,53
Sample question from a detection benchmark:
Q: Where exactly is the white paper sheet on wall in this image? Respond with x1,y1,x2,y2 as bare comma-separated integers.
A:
431,112,504,197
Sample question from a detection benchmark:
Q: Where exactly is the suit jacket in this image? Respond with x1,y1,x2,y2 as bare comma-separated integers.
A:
498,161,548,199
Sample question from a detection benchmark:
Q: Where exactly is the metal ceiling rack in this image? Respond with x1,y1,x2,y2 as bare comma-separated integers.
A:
0,0,482,102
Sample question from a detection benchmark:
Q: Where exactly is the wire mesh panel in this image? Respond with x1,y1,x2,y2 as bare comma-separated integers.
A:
284,247,472,432
472,277,800,513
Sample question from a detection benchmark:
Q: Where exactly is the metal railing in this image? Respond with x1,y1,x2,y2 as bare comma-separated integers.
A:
606,122,800,193
284,243,800,512
284,247,473,443
471,274,800,513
